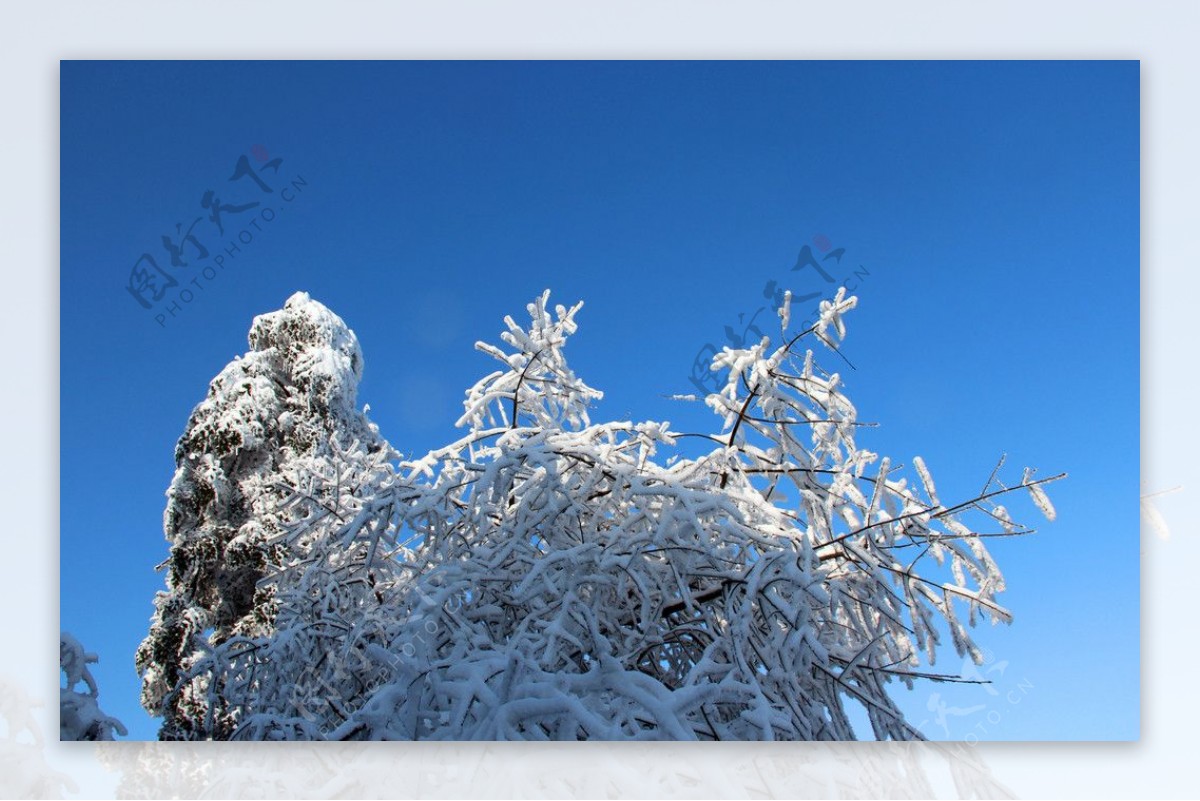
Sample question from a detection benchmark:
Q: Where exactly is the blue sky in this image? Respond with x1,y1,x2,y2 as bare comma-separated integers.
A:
60,60,1139,741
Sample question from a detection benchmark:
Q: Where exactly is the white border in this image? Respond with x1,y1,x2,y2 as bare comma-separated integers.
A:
9,2,1190,797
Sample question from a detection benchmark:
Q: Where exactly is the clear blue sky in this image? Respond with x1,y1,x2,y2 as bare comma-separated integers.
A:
60,60,1139,741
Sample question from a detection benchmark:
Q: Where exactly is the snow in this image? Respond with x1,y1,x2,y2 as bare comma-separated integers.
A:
1023,468,1058,521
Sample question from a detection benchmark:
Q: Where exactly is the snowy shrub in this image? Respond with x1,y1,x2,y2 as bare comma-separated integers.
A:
138,289,1062,740
61,632,126,741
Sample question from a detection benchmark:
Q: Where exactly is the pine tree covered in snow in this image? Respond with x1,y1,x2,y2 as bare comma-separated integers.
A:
61,632,126,741
135,292,394,739
138,289,1062,740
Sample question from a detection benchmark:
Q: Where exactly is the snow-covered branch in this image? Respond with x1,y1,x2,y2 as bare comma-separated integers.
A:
138,288,1061,741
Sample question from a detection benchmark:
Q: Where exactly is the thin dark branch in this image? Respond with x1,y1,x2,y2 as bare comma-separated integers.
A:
511,349,545,429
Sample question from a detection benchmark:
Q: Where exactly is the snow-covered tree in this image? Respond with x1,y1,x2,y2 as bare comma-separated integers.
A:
135,292,394,739
140,289,1062,740
61,632,126,741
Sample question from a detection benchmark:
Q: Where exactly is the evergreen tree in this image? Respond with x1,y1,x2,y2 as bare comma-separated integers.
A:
135,292,393,739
